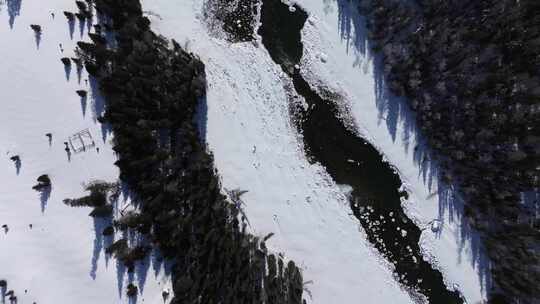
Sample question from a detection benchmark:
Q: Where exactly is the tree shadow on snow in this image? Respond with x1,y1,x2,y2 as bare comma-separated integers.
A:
1,284,6,303
64,63,72,81
119,180,135,206
80,94,87,117
13,158,21,175
78,18,86,38
90,215,113,280
38,185,51,213
33,30,41,49
89,76,112,142
111,232,161,303
116,257,127,298
76,62,83,84
132,234,152,294
335,0,492,296
6,0,21,29
438,182,493,294
67,17,75,40
87,183,169,302
86,14,94,36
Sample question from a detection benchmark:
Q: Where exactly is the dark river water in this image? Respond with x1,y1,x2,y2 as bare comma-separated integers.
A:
257,1,463,303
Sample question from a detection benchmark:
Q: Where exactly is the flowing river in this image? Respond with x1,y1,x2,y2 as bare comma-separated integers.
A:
257,1,463,303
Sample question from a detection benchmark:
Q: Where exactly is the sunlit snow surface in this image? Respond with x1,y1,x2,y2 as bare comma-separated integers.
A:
0,1,170,303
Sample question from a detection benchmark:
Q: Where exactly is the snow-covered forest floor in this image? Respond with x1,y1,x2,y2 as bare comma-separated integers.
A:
0,1,170,303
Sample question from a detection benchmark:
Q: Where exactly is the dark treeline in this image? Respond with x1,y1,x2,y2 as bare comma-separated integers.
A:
359,0,540,303
74,0,305,303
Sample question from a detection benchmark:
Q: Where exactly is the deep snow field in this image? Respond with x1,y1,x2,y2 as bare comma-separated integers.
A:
0,1,170,303
1,0,489,303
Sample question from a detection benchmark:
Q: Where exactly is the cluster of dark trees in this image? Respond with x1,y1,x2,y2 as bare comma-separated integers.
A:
359,0,540,302
62,0,93,27
64,181,116,217
71,0,306,303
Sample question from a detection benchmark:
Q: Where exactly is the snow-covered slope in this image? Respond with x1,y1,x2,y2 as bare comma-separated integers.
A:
295,0,490,302
0,1,169,303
